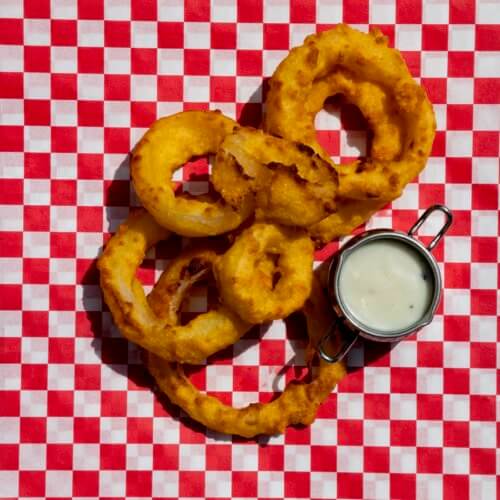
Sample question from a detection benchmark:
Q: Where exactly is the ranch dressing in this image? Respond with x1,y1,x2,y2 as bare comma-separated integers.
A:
338,239,433,332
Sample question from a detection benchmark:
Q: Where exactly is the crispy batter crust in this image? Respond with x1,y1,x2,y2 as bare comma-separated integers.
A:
131,110,253,237
212,127,338,227
147,273,346,438
264,24,436,243
214,223,314,324
97,209,251,364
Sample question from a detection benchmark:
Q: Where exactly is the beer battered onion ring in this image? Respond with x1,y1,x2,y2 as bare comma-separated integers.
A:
211,127,338,227
309,69,404,164
147,269,346,438
214,223,314,324
131,111,253,237
97,209,251,364
265,24,435,242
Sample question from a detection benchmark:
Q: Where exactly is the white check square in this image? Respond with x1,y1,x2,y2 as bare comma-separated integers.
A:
211,0,237,22
370,0,396,24
446,78,474,104
152,471,179,497
77,179,104,206
443,394,470,421
78,20,104,47
237,24,263,50
264,0,290,22
183,76,210,102
0,472,19,498
179,444,206,470
127,444,153,470
448,25,475,51
100,417,127,443
23,19,50,45
477,0,500,23
51,100,78,126
417,367,444,394
444,289,471,315
158,0,183,21
416,421,443,447
210,49,236,76
23,232,50,258
232,443,259,470
443,447,469,474
73,443,100,469
446,131,473,157
421,52,448,77
472,158,499,184
258,471,285,498
131,75,157,101
475,52,500,77
74,390,101,417
20,443,47,470
364,420,390,446
470,369,496,395
472,211,498,237
205,471,232,497
285,445,311,471
99,471,126,497
105,47,132,74
390,446,417,473
132,21,158,48
46,470,73,497
396,25,422,51
46,416,74,443
423,0,449,23
184,23,210,49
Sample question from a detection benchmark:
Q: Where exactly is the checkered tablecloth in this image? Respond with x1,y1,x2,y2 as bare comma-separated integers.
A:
1,1,499,499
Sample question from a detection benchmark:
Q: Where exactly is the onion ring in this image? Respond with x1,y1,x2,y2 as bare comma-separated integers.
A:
97,209,251,364
214,223,314,324
131,110,253,237
212,127,338,227
265,25,435,242
147,274,346,438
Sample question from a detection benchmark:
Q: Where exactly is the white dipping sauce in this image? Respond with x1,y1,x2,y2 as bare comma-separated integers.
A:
338,239,433,332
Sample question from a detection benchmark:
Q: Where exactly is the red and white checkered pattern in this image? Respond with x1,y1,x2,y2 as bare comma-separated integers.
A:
0,1,499,499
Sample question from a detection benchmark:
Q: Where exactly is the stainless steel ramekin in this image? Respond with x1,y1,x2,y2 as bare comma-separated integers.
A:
319,205,453,363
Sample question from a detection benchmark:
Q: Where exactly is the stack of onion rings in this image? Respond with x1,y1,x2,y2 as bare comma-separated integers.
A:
99,24,434,437
98,209,251,365
212,127,338,227
147,262,346,438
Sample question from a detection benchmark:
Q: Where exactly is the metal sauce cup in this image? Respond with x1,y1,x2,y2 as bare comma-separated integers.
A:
319,205,453,363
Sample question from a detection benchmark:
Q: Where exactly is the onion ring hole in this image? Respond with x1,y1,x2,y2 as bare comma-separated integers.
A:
314,95,372,165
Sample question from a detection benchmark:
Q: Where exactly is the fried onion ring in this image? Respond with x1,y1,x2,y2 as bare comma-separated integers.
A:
265,25,435,242
214,223,314,324
147,274,346,438
131,110,253,237
98,209,251,364
212,127,338,227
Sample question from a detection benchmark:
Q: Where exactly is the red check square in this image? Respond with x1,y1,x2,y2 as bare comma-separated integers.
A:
0,19,23,45
73,471,99,497
24,0,50,18
47,443,73,470
51,20,77,46
19,471,46,498
100,443,126,470
24,100,51,126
